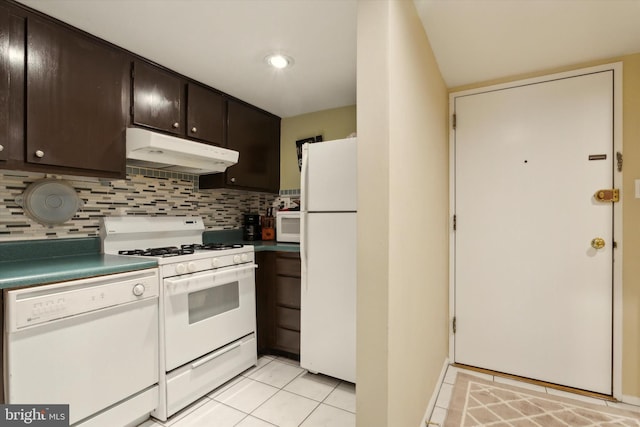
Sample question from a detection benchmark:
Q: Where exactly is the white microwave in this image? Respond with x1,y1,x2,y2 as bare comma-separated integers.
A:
276,211,301,243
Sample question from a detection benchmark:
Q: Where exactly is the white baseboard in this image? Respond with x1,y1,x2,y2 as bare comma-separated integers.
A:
621,394,640,407
420,358,450,427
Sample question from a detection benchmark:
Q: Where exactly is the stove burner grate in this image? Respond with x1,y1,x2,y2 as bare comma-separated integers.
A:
118,246,195,257
118,243,243,257
181,243,243,251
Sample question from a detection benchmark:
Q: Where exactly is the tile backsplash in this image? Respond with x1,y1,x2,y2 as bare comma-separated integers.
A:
0,168,276,241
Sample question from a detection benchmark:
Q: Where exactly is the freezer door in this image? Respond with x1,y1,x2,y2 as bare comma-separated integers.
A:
302,138,356,212
300,211,356,382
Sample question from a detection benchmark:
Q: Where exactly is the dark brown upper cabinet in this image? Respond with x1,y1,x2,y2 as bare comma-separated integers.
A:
0,4,9,162
26,16,129,175
132,60,183,135
200,99,280,193
187,83,225,146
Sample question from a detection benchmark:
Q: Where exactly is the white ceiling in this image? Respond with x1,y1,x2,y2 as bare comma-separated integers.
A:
415,0,640,88
14,0,640,118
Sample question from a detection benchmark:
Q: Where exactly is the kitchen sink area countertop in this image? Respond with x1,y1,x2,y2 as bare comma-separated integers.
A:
202,230,300,253
0,238,157,289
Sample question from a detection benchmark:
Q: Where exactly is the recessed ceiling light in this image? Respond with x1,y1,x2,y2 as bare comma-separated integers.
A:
265,54,293,69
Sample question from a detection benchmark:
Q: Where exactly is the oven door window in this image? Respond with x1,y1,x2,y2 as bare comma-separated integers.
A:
188,281,239,324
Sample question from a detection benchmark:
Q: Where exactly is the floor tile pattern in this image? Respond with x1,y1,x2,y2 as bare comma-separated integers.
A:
138,356,355,427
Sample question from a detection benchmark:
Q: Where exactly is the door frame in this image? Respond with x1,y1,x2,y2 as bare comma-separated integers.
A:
448,62,623,398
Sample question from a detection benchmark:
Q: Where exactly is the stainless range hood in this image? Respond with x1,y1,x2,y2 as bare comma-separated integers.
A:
126,127,238,174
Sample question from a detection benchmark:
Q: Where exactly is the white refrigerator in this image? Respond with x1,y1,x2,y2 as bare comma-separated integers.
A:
300,137,356,383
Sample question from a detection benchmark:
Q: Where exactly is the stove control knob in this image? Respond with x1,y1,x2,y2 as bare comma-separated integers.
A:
187,262,197,272
176,263,187,275
212,258,220,267
132,284,145,297
241,253,249,262
233,255,241,264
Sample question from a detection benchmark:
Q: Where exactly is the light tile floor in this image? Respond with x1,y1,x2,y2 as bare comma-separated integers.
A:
138,355,355,427
428,365,640,426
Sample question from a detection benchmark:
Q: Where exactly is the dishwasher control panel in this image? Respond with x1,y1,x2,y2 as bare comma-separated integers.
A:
6,269,159,331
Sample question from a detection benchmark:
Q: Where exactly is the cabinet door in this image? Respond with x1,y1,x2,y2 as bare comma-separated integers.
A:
0,5,10,164
255,251,276,354
274,252,301,356
187,83,224,145
26,17,128,174
132,61,183,135
226,100,281,193
0,4,8,162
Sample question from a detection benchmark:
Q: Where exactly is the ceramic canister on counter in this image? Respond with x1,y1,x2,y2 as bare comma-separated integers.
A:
243,213,261,241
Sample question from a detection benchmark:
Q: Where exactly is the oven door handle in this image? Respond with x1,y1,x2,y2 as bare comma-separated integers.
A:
164,264,257,295
190,340,243,369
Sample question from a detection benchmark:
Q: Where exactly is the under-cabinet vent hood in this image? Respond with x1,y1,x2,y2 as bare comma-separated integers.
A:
126,127,238,174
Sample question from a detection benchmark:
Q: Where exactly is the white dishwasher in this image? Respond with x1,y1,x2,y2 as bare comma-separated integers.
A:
4,269,160,427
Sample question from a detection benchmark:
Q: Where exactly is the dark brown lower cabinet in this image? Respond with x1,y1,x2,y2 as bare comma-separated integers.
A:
255,251,301,359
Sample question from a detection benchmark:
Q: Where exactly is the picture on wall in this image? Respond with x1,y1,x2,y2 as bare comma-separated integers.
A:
296,135,323,170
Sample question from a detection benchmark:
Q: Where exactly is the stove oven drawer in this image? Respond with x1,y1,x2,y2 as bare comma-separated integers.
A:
165,334,257,417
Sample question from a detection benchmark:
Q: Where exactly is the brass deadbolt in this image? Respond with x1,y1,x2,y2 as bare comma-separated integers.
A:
594,189,619,203
591,237,605,250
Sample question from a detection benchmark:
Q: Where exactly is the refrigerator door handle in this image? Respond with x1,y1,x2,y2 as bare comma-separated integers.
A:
301,211,308,290
300,144,309,290
300,144,309,212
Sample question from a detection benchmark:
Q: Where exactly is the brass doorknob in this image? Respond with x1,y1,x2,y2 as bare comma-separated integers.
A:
591,237,605,250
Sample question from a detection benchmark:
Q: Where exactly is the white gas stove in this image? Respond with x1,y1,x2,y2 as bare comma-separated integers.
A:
101,216,254,272
100,216,257,421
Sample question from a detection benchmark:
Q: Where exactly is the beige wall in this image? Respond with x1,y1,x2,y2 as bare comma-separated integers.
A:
356,0,390,424
357,0,449,425
450,53,640,399
621,53,640,399
279,105,357,190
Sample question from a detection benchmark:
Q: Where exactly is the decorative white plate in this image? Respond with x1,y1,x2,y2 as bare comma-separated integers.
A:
15,179,83,226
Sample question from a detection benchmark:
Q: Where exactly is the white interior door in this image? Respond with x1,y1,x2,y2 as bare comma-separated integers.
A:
454,71,614,394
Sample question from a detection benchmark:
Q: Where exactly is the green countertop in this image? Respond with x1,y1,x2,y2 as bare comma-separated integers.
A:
203,230,300,253
0,238,157,290
0,231,298,290
0,254,157,290
250,241,300,252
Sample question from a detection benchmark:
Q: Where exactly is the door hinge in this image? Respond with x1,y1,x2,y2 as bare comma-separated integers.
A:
613,241,618,249
452,114,457,130
131,67,135,79
452,317,457,334
617,152,623,172
453,214,457,231
130,105,134,117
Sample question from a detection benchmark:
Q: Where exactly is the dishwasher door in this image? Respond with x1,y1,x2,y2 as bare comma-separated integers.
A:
4,270,160,426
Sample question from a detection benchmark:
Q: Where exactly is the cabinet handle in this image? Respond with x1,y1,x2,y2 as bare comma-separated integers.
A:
35,150,45,158
172,122,180,129
0,144,4,152
230,177,236,183
191,127,197,133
